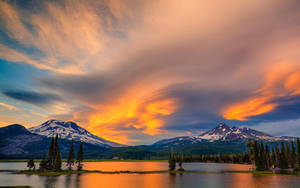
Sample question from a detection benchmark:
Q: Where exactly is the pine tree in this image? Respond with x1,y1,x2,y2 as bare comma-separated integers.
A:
178,154,184,171
280,142,288,169
297,138,300,170
265,145,271,169
247,140,254,163
168,149,176,171
48,137,55,169
275,146,280,168
27,159,35,171
286,143,291,168
53,134,62,171
259,142,267,170
253,141,264,171
39,155,46,171
54,151,62,171
67,140,75,170
290,141,296,168
252,141,261,170
271,148,276,168
77,143,83,171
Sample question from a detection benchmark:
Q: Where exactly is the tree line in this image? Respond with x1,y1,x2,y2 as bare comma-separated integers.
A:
167,150,251,171
247,139,300,171
167,139,300,172
179,153,251,164
27,134,84,171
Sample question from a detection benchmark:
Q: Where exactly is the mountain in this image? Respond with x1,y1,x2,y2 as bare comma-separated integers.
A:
0,124,45,156
153,123,295,146
0,124,31,138
0,124,110,159
1,122,297,159
29,120,124,147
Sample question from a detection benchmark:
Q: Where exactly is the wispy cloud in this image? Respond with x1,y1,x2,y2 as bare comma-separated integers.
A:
0,102,18,111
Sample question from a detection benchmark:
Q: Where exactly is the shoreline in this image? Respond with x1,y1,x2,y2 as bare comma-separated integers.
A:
2,169,298,176
0,159,168,163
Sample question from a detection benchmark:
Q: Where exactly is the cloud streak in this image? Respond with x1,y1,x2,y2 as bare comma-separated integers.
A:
2,90,60,106
0,102,18,111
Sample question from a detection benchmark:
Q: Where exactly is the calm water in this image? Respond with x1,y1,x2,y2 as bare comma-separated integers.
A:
1,162,300,188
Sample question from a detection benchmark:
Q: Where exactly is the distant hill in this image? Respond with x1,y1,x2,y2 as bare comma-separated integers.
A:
29,120,124,147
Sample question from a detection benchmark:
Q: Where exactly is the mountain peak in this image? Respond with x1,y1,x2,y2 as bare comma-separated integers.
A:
29,120,124,147
42,120,78,128
7,124,27,130
216,123,229,128
0,124,31,137
215,123,231,131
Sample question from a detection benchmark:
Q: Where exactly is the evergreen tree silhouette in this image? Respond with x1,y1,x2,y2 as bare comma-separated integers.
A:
297,138,300,170
48,137,55,169
280,142,288,169
168,149,176,171
265,145,271,169
39,155,48,171
27,159,35,171
77,143,83,171
275,146,281,168
54,134,62,171
286,143,291,168
290,142,296,168
67,140,75,170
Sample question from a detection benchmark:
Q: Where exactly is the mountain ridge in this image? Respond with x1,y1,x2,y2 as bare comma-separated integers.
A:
153,123,296,146
0,124,110,159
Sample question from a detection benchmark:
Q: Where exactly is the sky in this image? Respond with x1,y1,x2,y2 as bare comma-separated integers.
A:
1,0,300,145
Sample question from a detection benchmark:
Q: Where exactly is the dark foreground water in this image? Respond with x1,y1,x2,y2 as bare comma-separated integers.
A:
1,162,300,188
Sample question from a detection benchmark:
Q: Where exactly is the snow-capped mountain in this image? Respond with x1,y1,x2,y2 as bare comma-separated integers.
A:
29,120,124,147
194,123,276,141
154,123,295,145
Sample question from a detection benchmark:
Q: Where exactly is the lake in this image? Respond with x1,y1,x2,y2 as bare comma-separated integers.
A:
1,162,300,188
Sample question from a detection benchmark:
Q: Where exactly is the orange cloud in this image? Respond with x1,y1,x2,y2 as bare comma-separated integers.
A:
223,62,300,120
223,97,275,121
284,71,300,95
87,97,178,144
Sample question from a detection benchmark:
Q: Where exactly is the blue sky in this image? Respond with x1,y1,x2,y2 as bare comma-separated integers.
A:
1,0,300,145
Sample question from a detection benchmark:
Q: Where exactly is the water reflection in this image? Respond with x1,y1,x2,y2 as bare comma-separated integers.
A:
0,162,252,172
79,173,177,188
83,161,168,171
43,176,58,188
65,174,72,188
75,174,81,188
